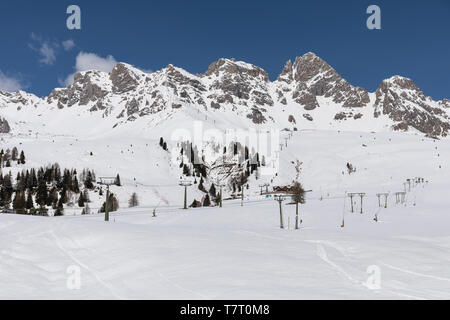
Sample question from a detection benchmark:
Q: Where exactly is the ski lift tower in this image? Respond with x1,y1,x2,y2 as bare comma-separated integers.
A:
98,177,116,222
215,180,225,208
179,180,193,209
274,195,286,229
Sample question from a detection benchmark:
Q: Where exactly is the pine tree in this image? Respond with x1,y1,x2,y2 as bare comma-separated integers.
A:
54,202,64,216
26,189,34,209
35,177,48,207
72,176,80,193
84,170,94,189
59,187,68,204
1,174,13,208
209,183,216,197
19,151,25,164
48,187,58,208
11,147,18,161
203,194,211,207
83,188,90,202
13,191,26,213
77,192,85,207
198,177,204,191
115,174,121,186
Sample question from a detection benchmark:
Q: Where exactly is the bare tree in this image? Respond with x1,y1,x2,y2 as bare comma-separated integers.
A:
291,181,306,230
128,192,139,207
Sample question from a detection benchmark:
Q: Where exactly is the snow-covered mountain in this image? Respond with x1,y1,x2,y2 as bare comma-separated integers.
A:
1,52,449,137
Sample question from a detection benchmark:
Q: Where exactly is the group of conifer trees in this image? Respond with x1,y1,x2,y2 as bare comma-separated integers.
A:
0,163,97,216
0,147,25,168
177,139,265,207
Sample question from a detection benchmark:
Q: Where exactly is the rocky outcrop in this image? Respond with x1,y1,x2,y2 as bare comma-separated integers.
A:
48,71,108,107
110,63,139,94
374,76,450,136
202,58,273,109
0,117,10,133
276,52,370,110
1,54,449,137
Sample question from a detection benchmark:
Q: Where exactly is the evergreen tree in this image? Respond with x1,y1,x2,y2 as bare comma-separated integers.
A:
115,174,121,186
59,187,68,204
77,192,85,207
203,194,211,207
72,176,80,193
48,187,58,208
35,177,48,206
209,183,216,197
84,170,94,189
19,151,25,164
1,174,13,208
54,203,64,216
100,193,119,212
83,189,90,202
26,189,34,210
11,147,18,161
198,177,206,192
13,191,26,213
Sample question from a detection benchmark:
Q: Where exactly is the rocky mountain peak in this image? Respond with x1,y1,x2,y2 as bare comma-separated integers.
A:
203,58,269,82
110,63,142,94
277,60,293,83
0,117,11,133
275,52,370,110
375,76,449,137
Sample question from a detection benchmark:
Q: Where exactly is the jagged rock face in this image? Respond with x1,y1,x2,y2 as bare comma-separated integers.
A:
48,71,108,107
439,99,450,109
202,59,273,123
276,52,370,110
0,90,40,109
374,76,450,136
1,54,449,137
0,117,11,133
110,63,139,94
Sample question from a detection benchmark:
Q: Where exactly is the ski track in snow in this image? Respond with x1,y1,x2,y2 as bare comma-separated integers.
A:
49,230,125,300
380,262,450,283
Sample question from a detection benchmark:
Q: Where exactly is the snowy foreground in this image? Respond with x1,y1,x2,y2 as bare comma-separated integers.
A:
1,130,450,299
1,183,450,299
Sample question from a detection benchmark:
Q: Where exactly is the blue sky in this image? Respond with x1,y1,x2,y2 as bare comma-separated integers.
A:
0,0,449,100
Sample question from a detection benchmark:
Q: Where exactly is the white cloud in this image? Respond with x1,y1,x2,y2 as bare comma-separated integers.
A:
29,33,57,65
61,52,118,86
62,39,75,51
39,43,56,65
0,71,24,92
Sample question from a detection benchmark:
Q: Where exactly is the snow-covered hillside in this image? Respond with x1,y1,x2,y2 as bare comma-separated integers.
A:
1,130,449,299
0,52,449,299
